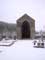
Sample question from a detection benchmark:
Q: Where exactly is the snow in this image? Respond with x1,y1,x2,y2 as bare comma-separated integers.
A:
0,39,16,46
0,39,45,60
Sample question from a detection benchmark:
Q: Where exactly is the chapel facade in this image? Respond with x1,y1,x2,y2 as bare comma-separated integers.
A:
16,14,35,39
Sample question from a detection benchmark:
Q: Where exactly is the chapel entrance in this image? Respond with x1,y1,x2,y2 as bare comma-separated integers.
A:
21,21,30,39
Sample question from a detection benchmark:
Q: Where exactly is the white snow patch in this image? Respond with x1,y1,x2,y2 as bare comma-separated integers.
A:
0,39,45,60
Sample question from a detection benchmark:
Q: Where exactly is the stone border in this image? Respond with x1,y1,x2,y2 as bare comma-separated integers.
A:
0,40,16,47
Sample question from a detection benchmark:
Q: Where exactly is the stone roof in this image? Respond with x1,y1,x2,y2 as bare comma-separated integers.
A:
17,14,35,22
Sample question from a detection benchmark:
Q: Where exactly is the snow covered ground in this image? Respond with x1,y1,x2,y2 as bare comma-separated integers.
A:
0,39,45,60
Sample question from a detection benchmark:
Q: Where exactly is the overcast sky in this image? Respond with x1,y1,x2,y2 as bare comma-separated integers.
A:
0,0,45,31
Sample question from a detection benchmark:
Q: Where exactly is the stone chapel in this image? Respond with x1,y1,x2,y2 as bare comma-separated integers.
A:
16,14,35,39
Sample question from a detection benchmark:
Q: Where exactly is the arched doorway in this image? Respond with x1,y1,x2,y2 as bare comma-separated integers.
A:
21,21,30,39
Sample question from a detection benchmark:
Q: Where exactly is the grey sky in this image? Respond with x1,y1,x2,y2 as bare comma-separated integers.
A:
0,0,45,31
